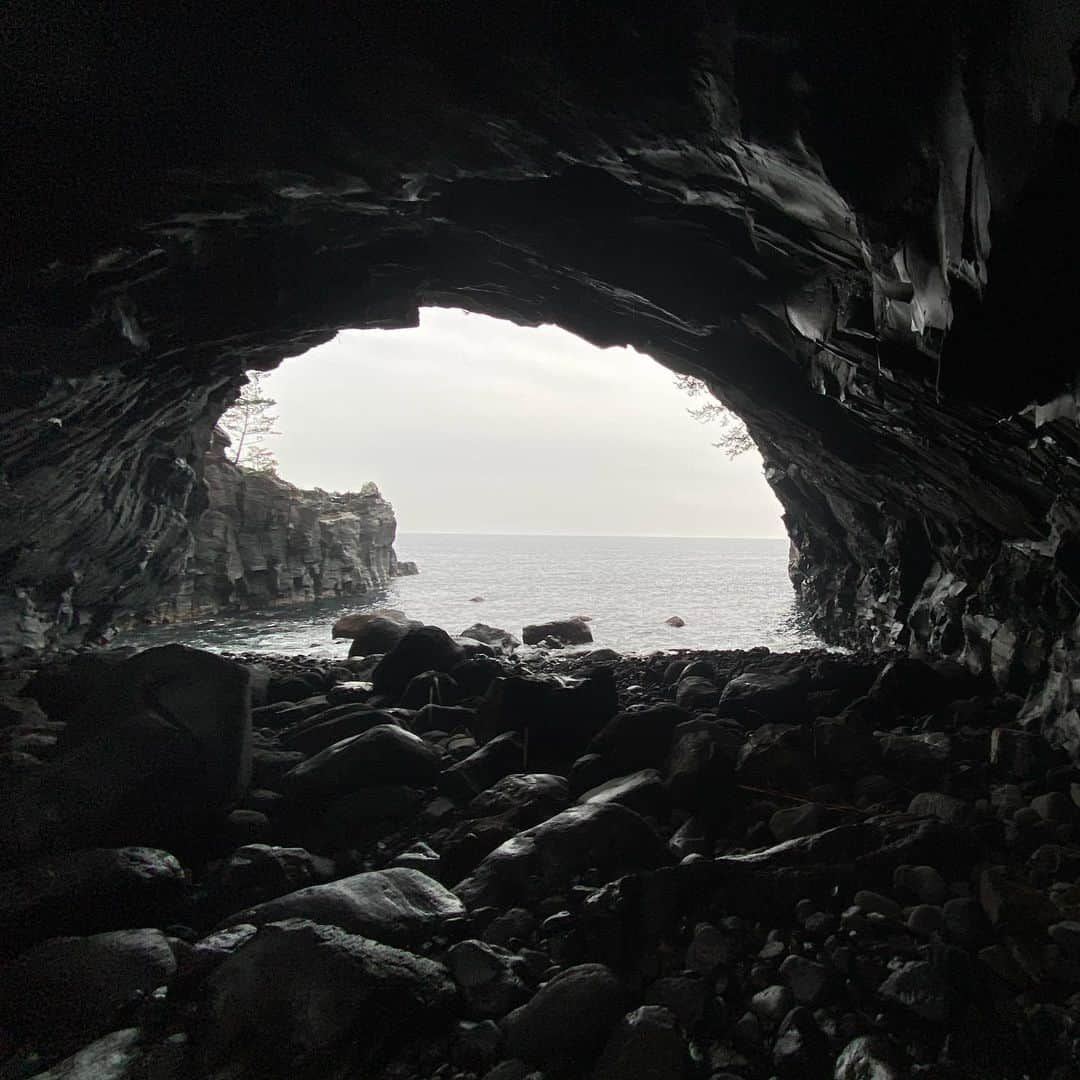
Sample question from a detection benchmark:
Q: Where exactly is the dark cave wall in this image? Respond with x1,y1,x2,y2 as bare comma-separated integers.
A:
2,3,1080,743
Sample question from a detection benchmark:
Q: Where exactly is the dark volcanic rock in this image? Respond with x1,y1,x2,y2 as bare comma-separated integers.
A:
201,918,456,1073
0,645,251,861
373,626,468,696
165,433,403,619
281,724,441,797
522,618,594,647
219,866,464,945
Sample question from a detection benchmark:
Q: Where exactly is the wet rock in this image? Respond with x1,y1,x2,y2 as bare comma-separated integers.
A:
990,727,1048,780
414,703,477,735
502,962,628,1064
644,975,707,1028
664,616,685,628
675,676,723,711
469,773,571,826
281,706,402,755
720,670,805,721
770,802,827,842
0,646,251,860
220,867,464,946
461,624,521,653
401,669,460,709
772,1006,830,1077
334,609,420,649
686,922,736,974
878,732,951,779
373,626,467,695
893,864,948,906
594,1005,686,1080
282,724,441,797
201,918,456,1071
878,961,950,1022
852,889,902,919
447,939,531,1018
907,790,972,825
454,802,668,908
588,705,691,773
204,844,335,916
441,732,524,801
834,1034,906,1079
578,769,668,818
779,954,837,1006
521,618,593,647
25,1027,144,1080
0,928,176,1050
1031,791,1075,822
750,985,794,1022
0,847,185,955
979,865,1061,935
666,721,739,814
475,669,618,764
735,724,814,789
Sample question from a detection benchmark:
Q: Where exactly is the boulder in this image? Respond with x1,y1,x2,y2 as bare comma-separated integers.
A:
460,624,521,653
373,626,467,695
447,939,531,1018
595,1006,687,1080
475,669,618,764
0,929,176,1050
203,844,336,917
719,670,806,721
578,769,668,818
469,773,571,826
0,847,185,956
675,676,723,711
333,608,420,648
201,918,456,1071
503,963,628,1064
282,724,441,798
219,867,464,946
24,1028,144,1080
521,618,593,647
454,802,669,908
441,732,525,801
281,706,399,756
401,670,460,709
588,705,691,773
0,645,251,861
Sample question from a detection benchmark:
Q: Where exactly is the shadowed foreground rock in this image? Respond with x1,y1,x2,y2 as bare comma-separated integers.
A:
2,639,1078,1076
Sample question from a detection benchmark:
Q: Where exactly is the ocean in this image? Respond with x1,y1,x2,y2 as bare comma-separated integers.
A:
118,534,823,658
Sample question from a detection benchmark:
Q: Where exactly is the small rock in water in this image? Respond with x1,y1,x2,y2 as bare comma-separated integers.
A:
665,615,686,627
469,596,485,602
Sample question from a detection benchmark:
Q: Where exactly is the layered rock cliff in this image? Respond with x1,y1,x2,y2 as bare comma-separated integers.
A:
2,5,1080,749
164,433,404,621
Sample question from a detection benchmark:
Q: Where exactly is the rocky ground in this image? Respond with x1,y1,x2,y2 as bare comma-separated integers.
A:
1,626,1079,1079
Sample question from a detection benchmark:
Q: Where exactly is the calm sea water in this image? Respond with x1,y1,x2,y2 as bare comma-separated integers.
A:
119,534,822,658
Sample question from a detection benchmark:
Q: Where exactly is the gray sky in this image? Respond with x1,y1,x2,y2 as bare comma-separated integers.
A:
260,307,786,537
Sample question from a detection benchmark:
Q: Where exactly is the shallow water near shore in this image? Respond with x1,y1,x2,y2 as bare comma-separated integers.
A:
119,533,823,659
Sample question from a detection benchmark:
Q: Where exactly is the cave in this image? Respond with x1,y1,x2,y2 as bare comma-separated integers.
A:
3,5,1080,1077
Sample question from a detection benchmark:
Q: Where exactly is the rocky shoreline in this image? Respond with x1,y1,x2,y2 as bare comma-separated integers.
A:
154,433,415,626
1,629,1079,1078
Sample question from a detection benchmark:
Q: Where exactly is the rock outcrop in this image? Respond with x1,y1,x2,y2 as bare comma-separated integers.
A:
163,433,403,620
2,6,1080,750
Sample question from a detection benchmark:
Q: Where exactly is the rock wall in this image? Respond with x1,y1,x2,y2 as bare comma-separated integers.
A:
163,434,403,621
2,5,1080,748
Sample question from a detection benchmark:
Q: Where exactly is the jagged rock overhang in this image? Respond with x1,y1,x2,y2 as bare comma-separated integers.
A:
2,3,1080,746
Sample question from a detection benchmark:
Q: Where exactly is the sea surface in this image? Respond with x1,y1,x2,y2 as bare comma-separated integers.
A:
118,534,824,659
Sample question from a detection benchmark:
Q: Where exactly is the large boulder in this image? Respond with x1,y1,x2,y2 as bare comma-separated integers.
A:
0,847,186,956
475,670,618,764
0,929,176,1051
503,963,628,1064
460,624,521,654
219,867,465,946
0,645,251,861
282,724,441,798
333,608,420,647
201,919,456,1073
522,618,593,647
373,626,467,695
454,802,669,908
587,705,692,773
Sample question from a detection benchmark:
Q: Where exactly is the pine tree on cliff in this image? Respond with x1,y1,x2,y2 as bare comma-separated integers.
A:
220,372,280,474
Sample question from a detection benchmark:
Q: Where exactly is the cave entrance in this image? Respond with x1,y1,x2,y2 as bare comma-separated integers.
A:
158,306,821,659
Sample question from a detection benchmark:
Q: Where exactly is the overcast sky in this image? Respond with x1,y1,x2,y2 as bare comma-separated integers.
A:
259,307,786,538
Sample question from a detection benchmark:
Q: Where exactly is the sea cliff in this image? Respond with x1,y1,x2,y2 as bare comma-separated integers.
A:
164,433,410,620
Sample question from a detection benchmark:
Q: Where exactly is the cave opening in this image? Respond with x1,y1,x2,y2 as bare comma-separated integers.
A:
117,306,822,659
5,8,1080,1075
